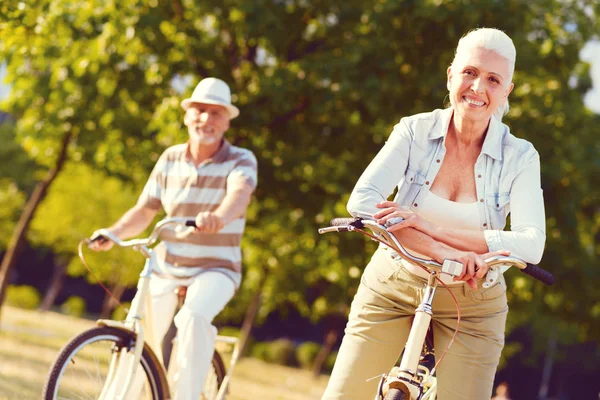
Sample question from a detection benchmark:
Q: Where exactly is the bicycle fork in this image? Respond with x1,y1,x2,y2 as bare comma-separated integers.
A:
379,272,438,400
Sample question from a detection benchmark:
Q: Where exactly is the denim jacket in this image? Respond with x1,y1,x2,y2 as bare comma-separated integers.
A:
347,108,546,264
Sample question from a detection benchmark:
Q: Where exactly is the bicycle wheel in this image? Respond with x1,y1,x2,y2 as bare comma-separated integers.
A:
202,350,226,399
42,326,166,400
384,388,409,400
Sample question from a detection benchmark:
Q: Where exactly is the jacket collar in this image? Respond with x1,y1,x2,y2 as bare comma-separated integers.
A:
429,108,504,161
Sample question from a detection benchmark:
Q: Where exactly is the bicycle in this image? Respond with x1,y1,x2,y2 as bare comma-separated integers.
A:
42,217,241,400
319,217,555,400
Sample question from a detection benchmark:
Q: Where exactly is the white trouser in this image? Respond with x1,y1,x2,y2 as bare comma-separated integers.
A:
127,270,235,400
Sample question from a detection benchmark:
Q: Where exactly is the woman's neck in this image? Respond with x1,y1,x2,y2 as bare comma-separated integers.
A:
450,114,489,147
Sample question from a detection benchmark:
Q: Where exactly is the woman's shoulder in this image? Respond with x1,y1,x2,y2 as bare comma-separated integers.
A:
398,108,449,126
500,123,539,161
494,121,540,171
392,108,450,141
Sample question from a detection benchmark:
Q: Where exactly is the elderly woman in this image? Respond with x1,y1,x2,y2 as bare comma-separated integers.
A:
322,28,545,400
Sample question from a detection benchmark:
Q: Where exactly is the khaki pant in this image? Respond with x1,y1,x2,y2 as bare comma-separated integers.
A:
323,248,508,400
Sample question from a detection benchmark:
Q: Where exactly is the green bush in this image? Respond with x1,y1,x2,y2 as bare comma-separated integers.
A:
5,285,41,310
60,296,86,317
250,341,270,361
296,341,321,369
325,350,338,373
266,338,297,366
218,326,254,356
111,302,131,321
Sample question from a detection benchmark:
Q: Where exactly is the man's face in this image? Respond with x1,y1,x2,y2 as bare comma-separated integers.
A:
447,47,514,123
183,103,230,146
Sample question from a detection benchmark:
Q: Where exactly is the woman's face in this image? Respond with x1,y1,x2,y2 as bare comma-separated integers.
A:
447,47,514,123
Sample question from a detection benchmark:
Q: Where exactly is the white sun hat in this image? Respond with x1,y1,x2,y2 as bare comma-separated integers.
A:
180,77,240,119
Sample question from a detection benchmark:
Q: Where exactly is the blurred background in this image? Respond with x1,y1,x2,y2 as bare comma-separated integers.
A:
0,0,598,399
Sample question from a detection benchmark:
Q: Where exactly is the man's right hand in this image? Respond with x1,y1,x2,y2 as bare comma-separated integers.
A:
88,231,115,252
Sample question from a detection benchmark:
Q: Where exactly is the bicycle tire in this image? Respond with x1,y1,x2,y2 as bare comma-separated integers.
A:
384,388,409,400
42,326,166,400
202,350,227,399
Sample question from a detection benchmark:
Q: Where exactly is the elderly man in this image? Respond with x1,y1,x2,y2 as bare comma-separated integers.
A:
91,77,257,399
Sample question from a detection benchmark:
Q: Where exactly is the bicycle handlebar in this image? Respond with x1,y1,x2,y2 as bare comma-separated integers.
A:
320,217,555,286
89,217,197,249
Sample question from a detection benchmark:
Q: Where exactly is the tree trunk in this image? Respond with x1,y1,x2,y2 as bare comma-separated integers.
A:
0,131,72,322
312,326,339,378
238,271,267,357
39,258,69,312
99,282,126,319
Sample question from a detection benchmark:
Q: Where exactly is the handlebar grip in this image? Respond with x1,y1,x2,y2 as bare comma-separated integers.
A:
185,220,197,228
521,263,555,286
330,218,364,228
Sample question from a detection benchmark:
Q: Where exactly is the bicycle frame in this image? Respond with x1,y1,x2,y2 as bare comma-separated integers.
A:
320,217,552,400
88,218,241,400
377,271,439,400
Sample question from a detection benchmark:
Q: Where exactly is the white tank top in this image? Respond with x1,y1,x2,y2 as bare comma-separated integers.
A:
400,190,480,284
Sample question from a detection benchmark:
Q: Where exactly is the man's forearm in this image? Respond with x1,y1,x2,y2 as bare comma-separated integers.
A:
109,204,157,239
213,186,253,225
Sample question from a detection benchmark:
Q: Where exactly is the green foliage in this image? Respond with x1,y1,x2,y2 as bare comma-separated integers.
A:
265,338,297,366
1,0,599,361
0,122,36,251
218,326,255,355
250,341,270,362
59,296,86,317
0,179,25,251
0,122,37,193
5,285,41,310
28,162,146,287
295,341,321,370
250,339,297,366
325,350,338,373
111,302,131,321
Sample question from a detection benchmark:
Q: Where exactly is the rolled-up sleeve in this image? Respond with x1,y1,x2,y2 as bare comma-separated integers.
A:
227,151,258,193
347,119,413,219
484,153,546,264
137,152,167,211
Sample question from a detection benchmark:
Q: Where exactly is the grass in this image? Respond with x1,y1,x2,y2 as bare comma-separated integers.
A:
0,306,330,400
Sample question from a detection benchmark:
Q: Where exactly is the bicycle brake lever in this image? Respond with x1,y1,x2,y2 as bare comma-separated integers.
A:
482,267,500,288
441,259,463,277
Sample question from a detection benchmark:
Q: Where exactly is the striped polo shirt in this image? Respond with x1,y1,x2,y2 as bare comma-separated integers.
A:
137,140,257,287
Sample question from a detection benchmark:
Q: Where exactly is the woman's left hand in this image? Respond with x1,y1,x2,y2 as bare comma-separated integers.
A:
373,201,431,232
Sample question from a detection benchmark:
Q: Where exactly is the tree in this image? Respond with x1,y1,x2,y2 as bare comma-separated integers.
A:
0,0,184,317
28,162,145,312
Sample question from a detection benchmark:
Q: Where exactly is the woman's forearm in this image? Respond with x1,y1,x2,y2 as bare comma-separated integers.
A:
421,224,489,254
391,227,452,264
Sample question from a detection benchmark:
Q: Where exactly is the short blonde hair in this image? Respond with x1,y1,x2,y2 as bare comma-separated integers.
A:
450,28,516,120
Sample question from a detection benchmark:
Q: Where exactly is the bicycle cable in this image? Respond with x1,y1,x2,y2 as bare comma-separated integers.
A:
77,240,128,313
353,227,461,377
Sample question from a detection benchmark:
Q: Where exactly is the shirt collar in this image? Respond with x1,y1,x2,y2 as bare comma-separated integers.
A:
211,139,231,163
184,139,231,164
428,107,504,161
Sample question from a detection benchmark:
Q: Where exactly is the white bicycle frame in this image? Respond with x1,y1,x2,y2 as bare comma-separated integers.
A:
90,218,241,400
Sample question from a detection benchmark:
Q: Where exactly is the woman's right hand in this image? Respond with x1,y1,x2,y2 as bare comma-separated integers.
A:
438,248,510,289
